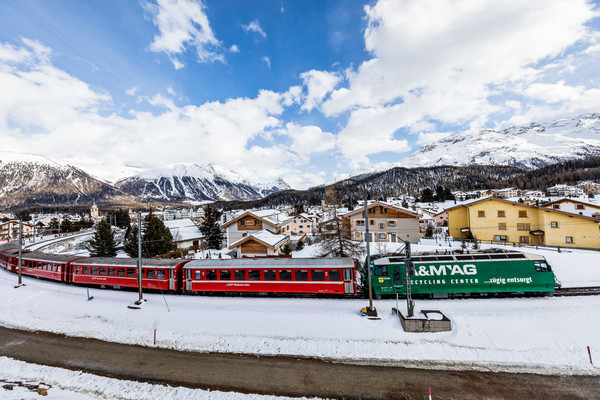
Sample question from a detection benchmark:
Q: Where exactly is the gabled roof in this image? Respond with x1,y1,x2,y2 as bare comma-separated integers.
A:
221,210,292,229
228,229,289,250
446,196,600,223
341,201,419,219
541,197,600,209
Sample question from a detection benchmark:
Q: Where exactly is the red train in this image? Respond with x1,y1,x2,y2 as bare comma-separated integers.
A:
0,243,357,295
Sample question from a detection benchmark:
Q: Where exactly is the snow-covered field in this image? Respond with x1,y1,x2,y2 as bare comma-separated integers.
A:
1,239,599,398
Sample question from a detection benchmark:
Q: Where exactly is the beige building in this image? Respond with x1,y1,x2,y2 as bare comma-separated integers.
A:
342,201,420,243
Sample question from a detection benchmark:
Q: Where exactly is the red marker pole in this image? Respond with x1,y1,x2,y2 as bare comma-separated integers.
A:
154,329,156,345
588,346,593,365
429,386,432,400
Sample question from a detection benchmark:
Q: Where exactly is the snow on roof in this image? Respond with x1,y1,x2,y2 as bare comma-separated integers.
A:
162,218,203,242
229,229,288,248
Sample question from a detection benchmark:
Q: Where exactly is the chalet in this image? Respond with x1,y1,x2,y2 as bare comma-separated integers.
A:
163,218,204,250
495,188,522,199
0,220,34,240
447,197,600,248
281,213,317,237
228,230,289,258
221,209,292,247
546,184,584,197
576,181,600,195
342,201,420,243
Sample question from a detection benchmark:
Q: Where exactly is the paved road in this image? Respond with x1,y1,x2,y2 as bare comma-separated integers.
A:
0,326,598,400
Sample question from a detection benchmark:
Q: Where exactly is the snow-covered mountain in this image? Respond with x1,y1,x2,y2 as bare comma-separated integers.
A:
0,151,130,208
116,163,291,202
399,113,600,169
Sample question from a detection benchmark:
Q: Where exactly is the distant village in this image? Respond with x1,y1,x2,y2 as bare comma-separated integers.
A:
2,181,600,257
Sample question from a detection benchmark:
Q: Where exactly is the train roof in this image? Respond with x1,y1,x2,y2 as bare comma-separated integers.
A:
19,252,83,263
184,257,355,269
372,249,545,265
0,242,19,253
71,257,187,268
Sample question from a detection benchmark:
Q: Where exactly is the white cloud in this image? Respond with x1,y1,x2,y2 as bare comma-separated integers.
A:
242,20,266,38
316,0,599,165
282,122,336,162
416,131,453,146
261,56,271,69
126,87,138,96
167,86,176,95
299,70,341,112
229,44,240,53
145,0,223,68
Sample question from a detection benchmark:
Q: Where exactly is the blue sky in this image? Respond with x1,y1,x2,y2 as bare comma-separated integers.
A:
1,0,600,188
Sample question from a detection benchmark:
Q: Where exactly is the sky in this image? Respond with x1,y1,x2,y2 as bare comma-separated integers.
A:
1,0,600,189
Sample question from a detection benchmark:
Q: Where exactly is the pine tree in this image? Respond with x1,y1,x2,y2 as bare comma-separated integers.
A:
295,239,304,251
143,216,173,257
200,205,223,249
280,243,292,255
424,224,434,238
123,224,139,258
89,219,117,257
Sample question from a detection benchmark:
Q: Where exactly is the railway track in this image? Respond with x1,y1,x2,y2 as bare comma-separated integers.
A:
554,286,600,296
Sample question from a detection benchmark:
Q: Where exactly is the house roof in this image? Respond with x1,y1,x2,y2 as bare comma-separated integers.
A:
341,201,419,219
221,210,292,229
541,197,600,209
446,196,600,223
228,229,289,250
163,218,204,242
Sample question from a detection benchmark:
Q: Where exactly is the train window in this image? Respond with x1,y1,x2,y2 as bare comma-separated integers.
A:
507,253,525,259
311,270,325,281
117,268,125,277
394,266,402,282
91,267,98,275
127,269,135,278
328,270,341,281
234,270,246,280
75,266,80,274
220,270,232,280
534,261,550,272
472,254,491,260
248,270,261,280
279,270,292,280
373,266,388,276
108,268,116,276
99,267,106,275
264,270,276,280
195,271,201,280
436,256,454,261
83,266,90,274
147,270,155,279
455,255,474,260
157,270,165,279
206,270,218,280
295,270,308,280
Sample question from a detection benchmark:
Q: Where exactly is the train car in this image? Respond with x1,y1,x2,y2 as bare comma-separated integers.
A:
70,257,189,291
182,257,357,295
370,249,556,297
0,243,20,272
18,252,81,282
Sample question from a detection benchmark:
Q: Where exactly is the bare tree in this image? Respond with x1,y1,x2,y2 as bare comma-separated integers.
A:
318,212,363,258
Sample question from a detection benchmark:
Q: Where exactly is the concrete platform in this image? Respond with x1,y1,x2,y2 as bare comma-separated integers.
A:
392,308,452,333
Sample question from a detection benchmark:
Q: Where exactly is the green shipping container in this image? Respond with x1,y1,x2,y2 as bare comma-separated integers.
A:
369,249,556,296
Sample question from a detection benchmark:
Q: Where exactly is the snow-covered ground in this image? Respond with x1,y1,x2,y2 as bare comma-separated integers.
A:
0,357,316,400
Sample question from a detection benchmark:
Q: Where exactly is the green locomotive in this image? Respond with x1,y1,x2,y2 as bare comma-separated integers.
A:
369,249,557,297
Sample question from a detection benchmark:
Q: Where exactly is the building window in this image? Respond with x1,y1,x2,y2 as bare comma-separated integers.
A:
518,210,528,218
551,221,559,228
566,236,574,244
354,232,361,238
388,221,396,227
497,210,505,217
498,223,507,230
379,223,384,229
254,220,260,226
552,205,560,209
356,220,365,226
576,204,585,210
494,235,508,242
370,219,374,225
519,236,529,244
478,211,485,217
517,223,531,231
378,233,386,239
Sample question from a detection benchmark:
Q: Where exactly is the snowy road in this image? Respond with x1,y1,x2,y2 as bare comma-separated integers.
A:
0,325,597,400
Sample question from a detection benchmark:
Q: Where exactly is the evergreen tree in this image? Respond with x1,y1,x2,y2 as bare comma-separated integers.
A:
143,216,174,257
123,224,139,258
293,204,305,215
89,219,117,257
108,209,131,229
435,186,446,202
421,188,434,202
49,218,60,233
60,219,74,233
200,205,224,249
424,224,434,238
280,243,292,255
295,239,305,251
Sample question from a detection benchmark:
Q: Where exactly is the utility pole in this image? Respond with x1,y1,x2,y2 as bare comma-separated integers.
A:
405,240,415,317
16,220,24,288
135,210,143,305
364,199,377,317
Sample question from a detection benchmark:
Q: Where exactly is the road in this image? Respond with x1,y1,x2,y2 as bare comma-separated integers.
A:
0,326,598,400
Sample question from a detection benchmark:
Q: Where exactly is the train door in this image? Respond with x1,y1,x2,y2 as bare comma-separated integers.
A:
184,269,193,291
343,268,354,294
169,269,175,291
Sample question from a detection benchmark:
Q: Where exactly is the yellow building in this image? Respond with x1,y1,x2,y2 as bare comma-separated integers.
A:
447,197,600,249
